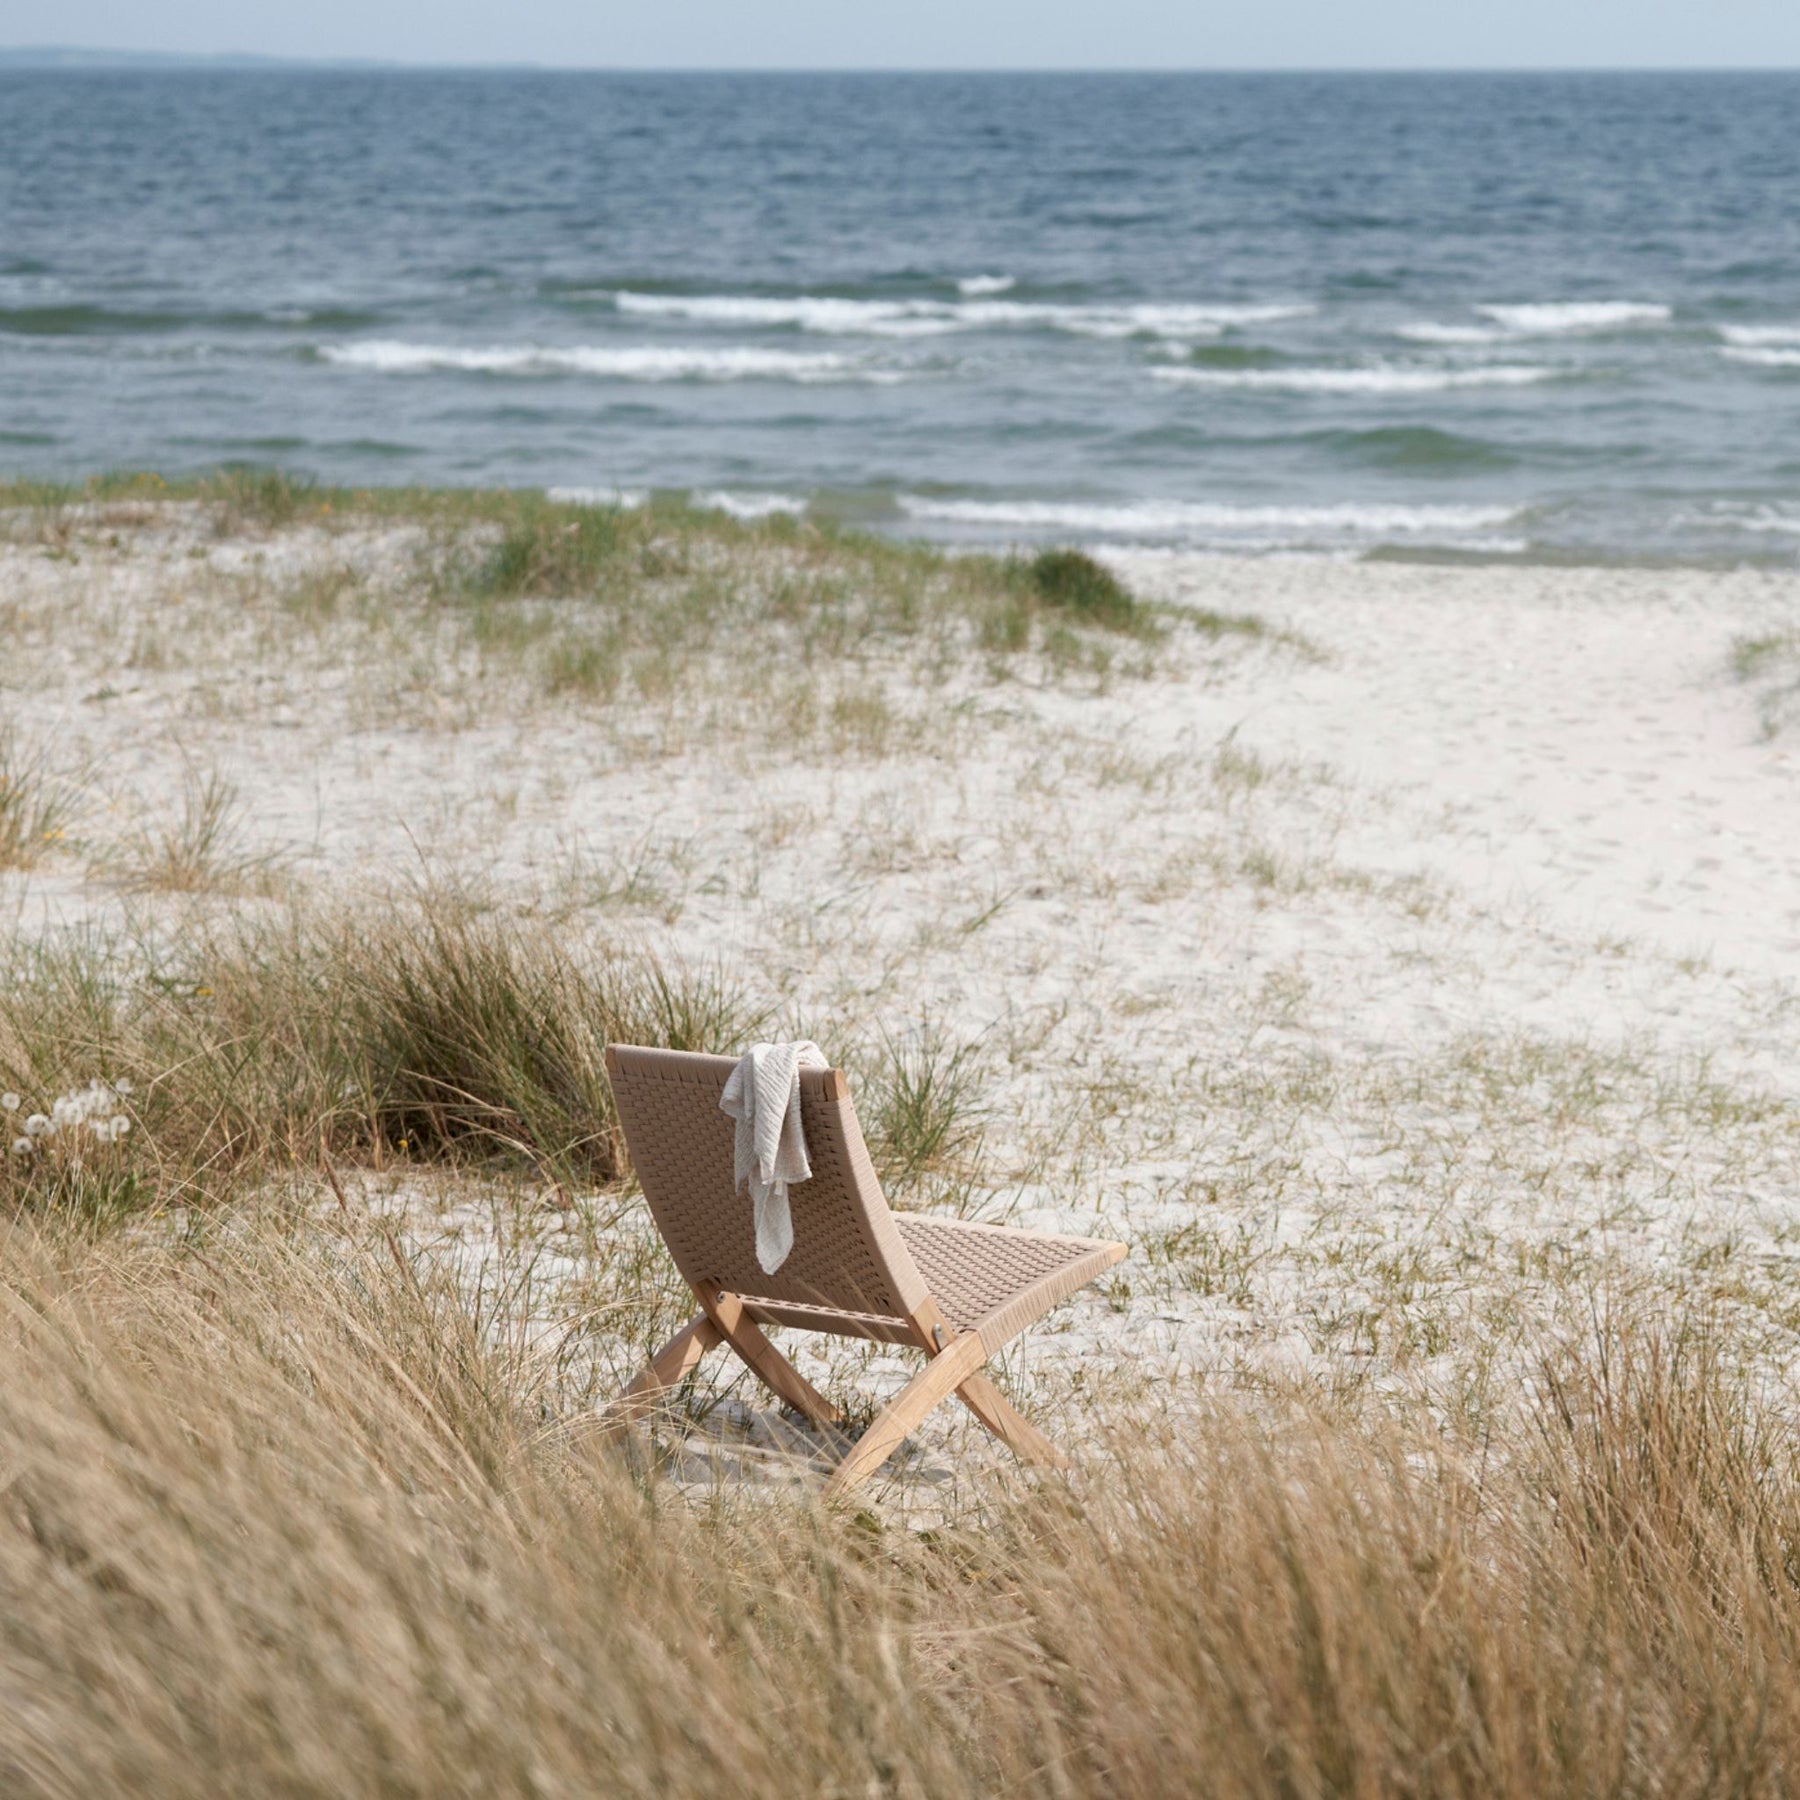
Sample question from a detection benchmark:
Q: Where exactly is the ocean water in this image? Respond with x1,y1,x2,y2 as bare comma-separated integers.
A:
4,69,1800,562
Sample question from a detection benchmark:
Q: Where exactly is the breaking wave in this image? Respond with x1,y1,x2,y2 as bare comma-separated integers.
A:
610,290,1309,341
1153,364,1556,394
688,489,809,519
318,340,892,382
1722,346,1800,368
545,486,650,508
896,494,1518,542
1472,302,1671,334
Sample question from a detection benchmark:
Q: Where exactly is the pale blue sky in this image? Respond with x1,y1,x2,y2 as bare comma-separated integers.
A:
5,0,1798,69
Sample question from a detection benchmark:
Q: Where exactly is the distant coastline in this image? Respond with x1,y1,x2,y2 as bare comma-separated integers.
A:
5,51,1798,73
0,46,398,70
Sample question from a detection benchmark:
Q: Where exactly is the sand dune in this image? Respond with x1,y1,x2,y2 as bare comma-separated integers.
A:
5,509,1799,1479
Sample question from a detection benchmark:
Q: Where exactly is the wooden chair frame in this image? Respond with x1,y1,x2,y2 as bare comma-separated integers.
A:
607,1275,1074,1498
600,1047,1125,1498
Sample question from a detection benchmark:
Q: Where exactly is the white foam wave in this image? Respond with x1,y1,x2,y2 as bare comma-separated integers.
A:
611,292,956,338
956,274,1015,296
611,290,1308,341
896,496,1517,539
1719,324,1800,347
1722,346,1800,368
546,486,650,508
537,486,809,518
1684,503,1800,536
1472,302,1670,335
1391,322,1510,345
689,489,809,520
967,299,1309,339
319,340,889,382
1153,364,1555,394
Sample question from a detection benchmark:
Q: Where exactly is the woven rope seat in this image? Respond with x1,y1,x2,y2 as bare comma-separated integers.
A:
602,1044,1126,1496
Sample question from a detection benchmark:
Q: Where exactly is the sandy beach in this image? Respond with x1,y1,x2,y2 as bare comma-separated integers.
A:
10,485,1800,1791
5,499,1798,1487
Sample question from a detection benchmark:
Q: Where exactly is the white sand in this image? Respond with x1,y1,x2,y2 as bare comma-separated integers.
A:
9,521,1800,1487
1121,555,1800,986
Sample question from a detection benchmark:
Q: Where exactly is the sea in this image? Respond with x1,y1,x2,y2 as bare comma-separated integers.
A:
4,69,1800,562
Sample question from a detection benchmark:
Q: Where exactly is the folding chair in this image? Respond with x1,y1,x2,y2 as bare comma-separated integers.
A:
602,1045,1126,1497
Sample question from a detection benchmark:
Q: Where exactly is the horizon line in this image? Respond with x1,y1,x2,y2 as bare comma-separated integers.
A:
4,49,1800,75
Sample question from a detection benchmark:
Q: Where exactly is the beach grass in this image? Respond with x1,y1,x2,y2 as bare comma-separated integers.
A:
1732,625,1800,738
0,889,759,1212
854,1019,989,1196
0,725,78,871
0,886,1013,1222
2,1219,1798,1797
0,472,1262,682
1021,546,1147,632
102,761,273,895
3,485,1798,1792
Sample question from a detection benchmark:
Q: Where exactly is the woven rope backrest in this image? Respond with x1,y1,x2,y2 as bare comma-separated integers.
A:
605,1045,929,1318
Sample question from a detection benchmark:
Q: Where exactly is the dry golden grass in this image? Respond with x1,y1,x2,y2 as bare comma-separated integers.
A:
1,1219,1797,1797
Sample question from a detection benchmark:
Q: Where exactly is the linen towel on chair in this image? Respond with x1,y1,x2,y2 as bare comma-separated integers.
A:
719,1040,828,1274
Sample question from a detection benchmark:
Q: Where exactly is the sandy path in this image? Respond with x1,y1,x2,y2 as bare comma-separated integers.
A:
1118,556,1800,983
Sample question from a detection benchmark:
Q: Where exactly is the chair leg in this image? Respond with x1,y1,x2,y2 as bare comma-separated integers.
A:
823,1331,988,1500
700,1284,844,1430
954,1371,1071,1469
904,1298,1070,1470
601,1311,721,1439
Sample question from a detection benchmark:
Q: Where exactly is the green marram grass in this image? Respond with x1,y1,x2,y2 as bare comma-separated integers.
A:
1732,625,1800,738
0,887,999,1223
0,471,1299,691
0,890,760,1215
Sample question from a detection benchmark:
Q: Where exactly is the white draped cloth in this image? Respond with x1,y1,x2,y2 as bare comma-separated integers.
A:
719,1040,828,1274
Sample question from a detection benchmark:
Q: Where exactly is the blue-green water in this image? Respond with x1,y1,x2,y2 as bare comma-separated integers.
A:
4,70,1800,560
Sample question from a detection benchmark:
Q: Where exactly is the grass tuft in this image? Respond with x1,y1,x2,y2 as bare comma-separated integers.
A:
207,466,319,534
1024,547,1144,632
111,763,269,894
0,890,760,1211
0,727,77,870
1731,625,1800,738
472,497,631,598
860,1022,987,1196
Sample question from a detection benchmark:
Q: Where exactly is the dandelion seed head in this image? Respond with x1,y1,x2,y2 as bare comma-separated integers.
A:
10,1138,31,1156
109,1116,130,1140
24,1115,51,1136
0,1093,17,1112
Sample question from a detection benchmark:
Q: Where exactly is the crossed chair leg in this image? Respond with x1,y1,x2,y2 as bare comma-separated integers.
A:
605,1284,1067,1497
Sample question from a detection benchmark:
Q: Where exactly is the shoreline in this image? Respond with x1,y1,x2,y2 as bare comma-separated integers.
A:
17,473,1800,570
